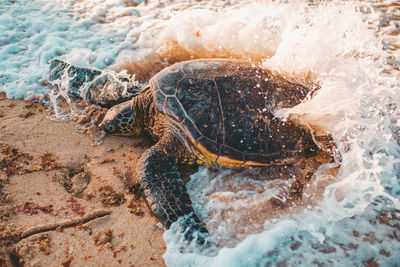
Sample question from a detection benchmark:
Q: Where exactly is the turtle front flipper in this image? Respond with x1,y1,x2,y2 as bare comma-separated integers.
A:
48,59,141,107
49,59,102,99
137,137,209,243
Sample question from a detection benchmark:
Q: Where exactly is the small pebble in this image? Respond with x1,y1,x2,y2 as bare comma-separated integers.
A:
5,194,14,202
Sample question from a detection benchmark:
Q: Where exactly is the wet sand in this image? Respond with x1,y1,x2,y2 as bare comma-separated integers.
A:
0,95,166,266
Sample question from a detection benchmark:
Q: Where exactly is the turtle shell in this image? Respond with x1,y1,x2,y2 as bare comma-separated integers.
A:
150,59,319,166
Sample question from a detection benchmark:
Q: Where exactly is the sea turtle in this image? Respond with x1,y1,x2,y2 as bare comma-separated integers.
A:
95,59,330,242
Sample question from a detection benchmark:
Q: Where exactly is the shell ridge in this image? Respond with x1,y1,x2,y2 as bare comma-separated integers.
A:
173,75,186,97
213,77,226,145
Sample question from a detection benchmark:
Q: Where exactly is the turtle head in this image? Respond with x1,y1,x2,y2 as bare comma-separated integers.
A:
99,101,141,136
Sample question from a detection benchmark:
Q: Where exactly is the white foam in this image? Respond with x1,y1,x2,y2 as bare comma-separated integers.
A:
0,0,136,99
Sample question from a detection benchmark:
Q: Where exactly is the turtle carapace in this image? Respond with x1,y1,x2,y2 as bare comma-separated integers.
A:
99,59,322,242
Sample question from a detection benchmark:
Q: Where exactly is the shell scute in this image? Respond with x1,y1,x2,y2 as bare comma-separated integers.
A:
164,96,185,122
272,119,315,151
215,75,280,154
153,90,166,113
181,118,201,141
177,77,223,143
156,68,182,96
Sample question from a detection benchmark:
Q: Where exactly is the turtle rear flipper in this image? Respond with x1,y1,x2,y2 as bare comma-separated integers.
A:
137,136,209,243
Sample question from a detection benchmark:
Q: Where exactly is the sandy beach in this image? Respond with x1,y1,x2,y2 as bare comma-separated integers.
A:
0,94,165,266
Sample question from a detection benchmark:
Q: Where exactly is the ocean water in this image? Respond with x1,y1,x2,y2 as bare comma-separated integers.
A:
1,0,400,266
